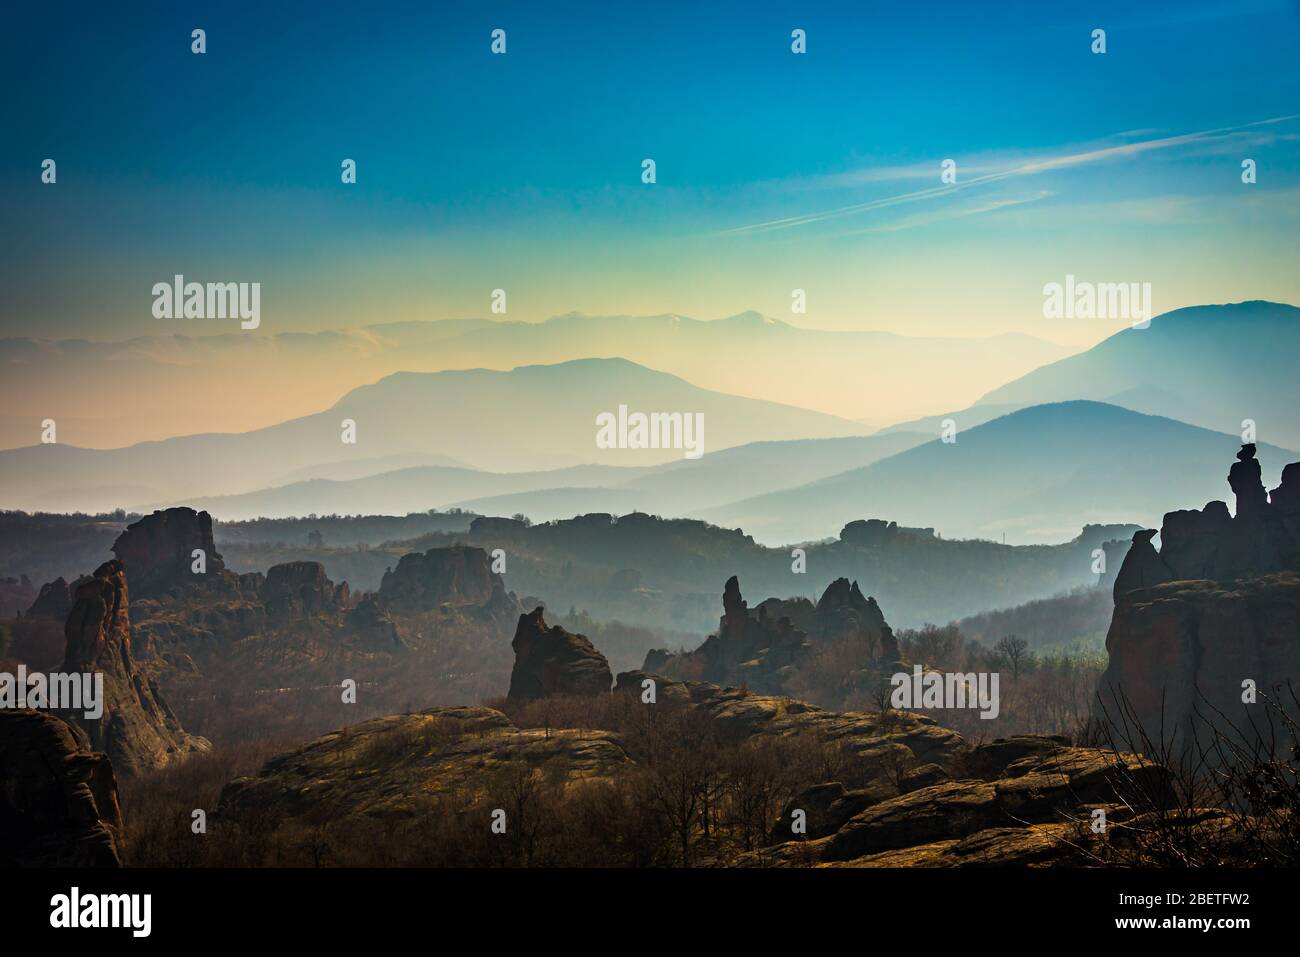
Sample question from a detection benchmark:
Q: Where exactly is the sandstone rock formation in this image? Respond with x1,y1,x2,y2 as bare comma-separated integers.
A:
214,670,1162,867
508,607,613,699
644,576,900,697
111,507,231,599
839,519,935,547
379,545,498,612
219,705,630,824
345,594,404,651
25,576,77,620
107,511,417,678
735,728,1171,868
0,709,122,866
1101,444,1300,754
614,669,964,768
60,560,211,777
261,561,347,621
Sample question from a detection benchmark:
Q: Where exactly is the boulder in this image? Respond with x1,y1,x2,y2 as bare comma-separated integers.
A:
821,746,1161,862
964,734,1070,780
770,782,882,842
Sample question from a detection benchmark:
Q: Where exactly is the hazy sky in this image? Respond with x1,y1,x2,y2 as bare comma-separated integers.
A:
3,0,1298,347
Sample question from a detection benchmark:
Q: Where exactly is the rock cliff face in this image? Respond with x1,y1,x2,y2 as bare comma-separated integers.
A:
1101,444,1300,753
107,512,413,674
25,576,77,620
111,507,232,599
378,545,517,621
261,561,347,621
60,560,211,777
345,595,404,651
644,576,900,696
0,707,122,863
0,708,122,867
508,607,613,699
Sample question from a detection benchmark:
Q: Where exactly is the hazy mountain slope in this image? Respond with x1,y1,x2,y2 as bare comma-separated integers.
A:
0,358,864,513
700,402,1299,545
271,452,469,484
385,311,1071,430
0,321,497,449
974,301,1300,448
451,432,932,521
157,432,930,522
0,312,1069,448
160,465,652,522
874,403,1025,437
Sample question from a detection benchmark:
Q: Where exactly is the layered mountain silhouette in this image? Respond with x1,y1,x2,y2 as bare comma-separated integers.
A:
700,402,1299,545
0,311,1069,449
0,358,866,512
973,301,1300,448
179,432,928,522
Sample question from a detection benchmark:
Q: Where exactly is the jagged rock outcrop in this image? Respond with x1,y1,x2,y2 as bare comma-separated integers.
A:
60,560,210,777
378,545,517,620
111,507,237,600
1101,444,1300,754
508,607,613,699
840,519,935,547
0,709,122,866
345,594,404,651
644,576,899,696
25,576,77,620
261,561,346,621
1229,443,1269,518
1109,528,1172,600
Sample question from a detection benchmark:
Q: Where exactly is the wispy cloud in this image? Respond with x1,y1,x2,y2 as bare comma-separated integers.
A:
722,115,1298,236
839,190,1054,236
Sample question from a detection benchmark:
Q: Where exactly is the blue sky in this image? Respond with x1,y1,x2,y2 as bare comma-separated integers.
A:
3,0,1298,344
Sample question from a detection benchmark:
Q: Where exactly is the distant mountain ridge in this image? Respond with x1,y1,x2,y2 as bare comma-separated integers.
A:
175,431,929,522
0,310,1070,449
701,401,1300,545
0,358,866,513
973,301,1300,448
